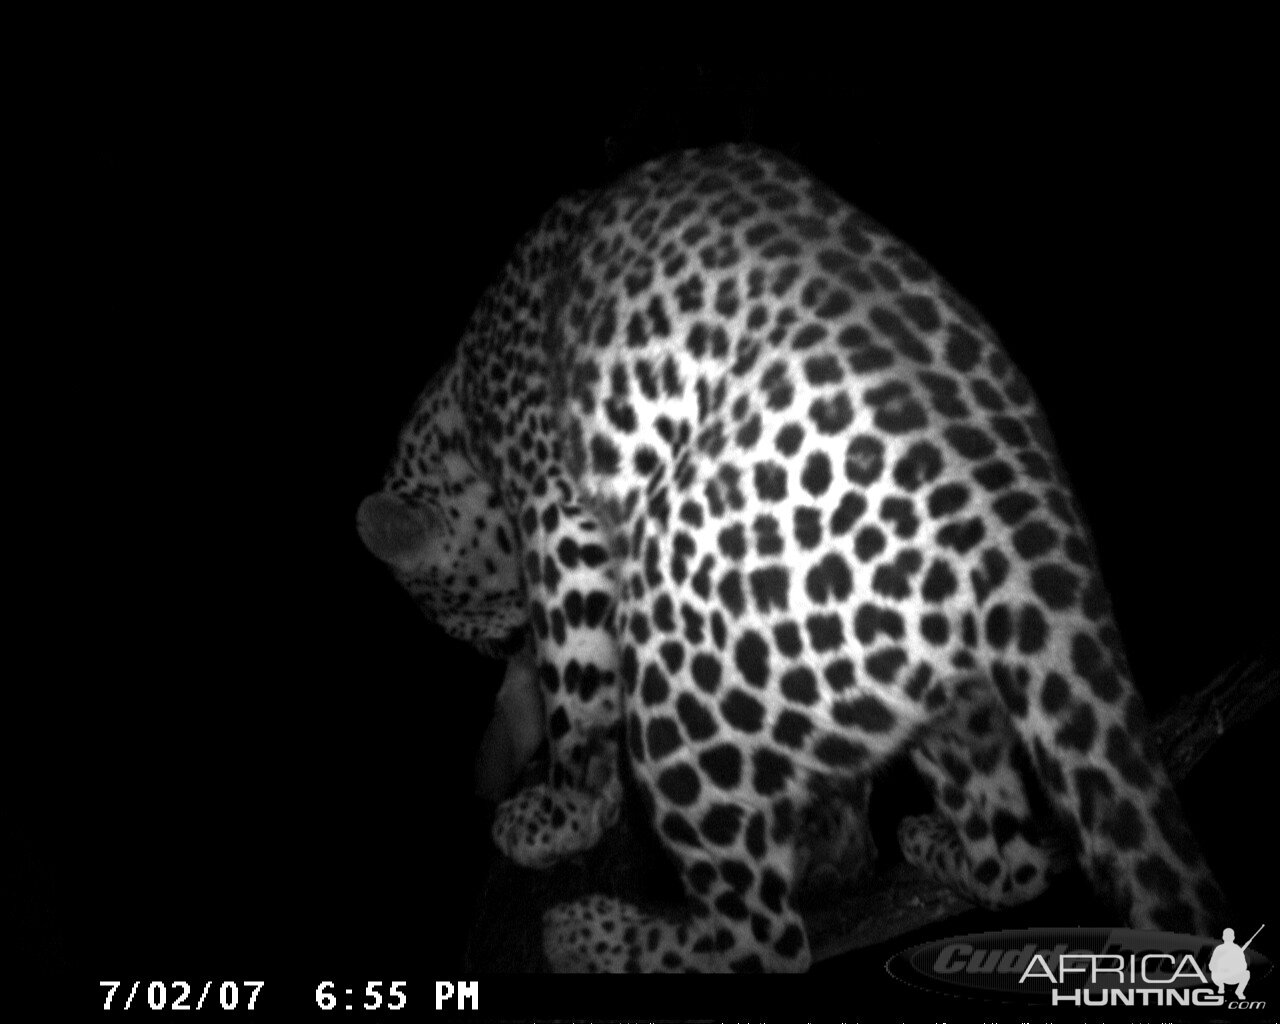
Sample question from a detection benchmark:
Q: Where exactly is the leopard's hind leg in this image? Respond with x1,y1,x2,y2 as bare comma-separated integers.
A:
975,590,1229,933
899,675,1060,908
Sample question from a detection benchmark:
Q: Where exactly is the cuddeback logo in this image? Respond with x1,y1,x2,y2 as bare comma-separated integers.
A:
886,924,1270,1010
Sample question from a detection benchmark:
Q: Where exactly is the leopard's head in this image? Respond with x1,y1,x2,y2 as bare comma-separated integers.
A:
357,453,527,659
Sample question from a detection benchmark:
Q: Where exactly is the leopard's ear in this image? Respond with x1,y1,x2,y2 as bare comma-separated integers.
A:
356,492,439,563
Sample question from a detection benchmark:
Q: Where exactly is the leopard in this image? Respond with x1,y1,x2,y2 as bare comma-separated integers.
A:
469,635,878,903
357,145,1227,972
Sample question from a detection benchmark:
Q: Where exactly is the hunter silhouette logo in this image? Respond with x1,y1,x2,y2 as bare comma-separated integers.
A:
1211,924,1263,1000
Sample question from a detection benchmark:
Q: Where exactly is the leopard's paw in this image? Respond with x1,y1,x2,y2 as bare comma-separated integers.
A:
493,781,620,868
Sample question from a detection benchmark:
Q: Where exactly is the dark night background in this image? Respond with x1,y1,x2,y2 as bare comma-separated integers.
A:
19,41,1276,1017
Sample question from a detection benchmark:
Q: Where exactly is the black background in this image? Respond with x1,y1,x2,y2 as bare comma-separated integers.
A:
21,37,1276,1019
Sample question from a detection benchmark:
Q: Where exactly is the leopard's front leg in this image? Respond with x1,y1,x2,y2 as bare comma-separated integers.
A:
492,493,624,869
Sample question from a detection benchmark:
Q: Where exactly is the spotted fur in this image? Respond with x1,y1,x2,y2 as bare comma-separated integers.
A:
357,146,1227,972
